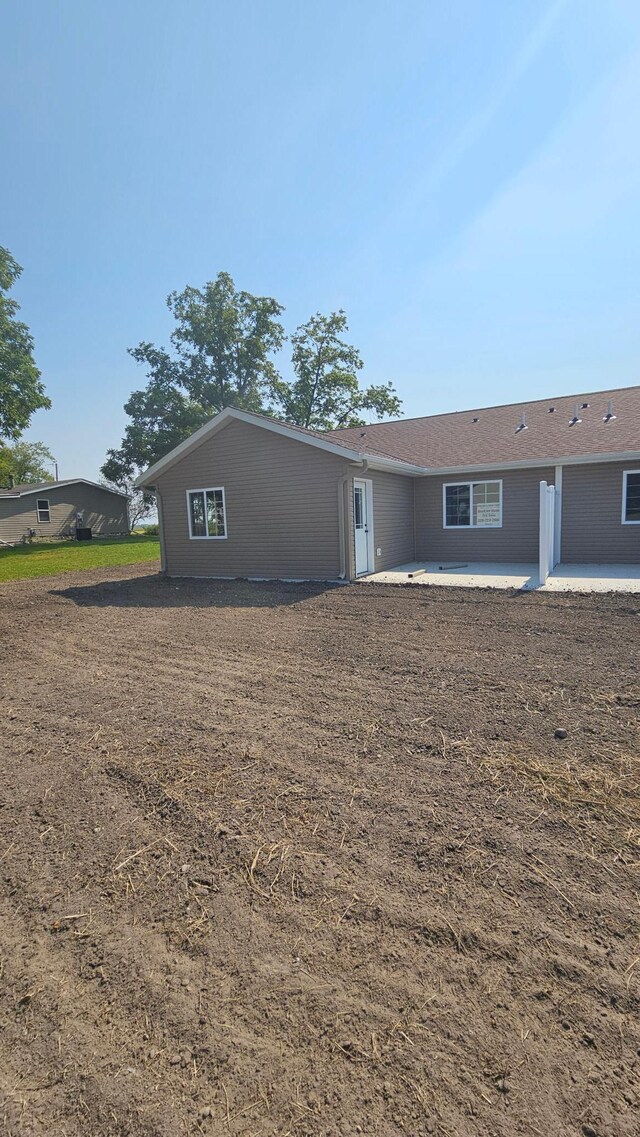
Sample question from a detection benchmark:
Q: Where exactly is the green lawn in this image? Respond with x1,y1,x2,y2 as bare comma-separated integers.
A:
0,535,160,583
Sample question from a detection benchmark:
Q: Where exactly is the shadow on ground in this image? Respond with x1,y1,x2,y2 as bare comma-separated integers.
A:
51,573,341,609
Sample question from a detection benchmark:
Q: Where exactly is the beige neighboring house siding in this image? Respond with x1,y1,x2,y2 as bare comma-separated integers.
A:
155,418,351,579
414,466,555,563
562,461,640,564
0,484,128,543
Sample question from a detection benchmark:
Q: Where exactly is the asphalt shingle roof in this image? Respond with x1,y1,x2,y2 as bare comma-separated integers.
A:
323,385,640,469
0,479,127,498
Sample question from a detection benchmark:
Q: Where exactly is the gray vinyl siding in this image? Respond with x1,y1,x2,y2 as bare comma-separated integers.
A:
0,484,128,542
369,470,415,570
561,461,640,563
344,470,415,577
155,418,350,579
414,466,555,563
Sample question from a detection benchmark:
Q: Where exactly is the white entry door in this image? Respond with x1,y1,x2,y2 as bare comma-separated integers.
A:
354,479,372,575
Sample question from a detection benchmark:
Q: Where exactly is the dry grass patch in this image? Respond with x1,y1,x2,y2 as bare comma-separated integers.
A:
459,732,640,860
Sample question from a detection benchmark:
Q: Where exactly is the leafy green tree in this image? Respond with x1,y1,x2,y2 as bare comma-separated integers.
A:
270,311,401,430
102,273,285,482
0,440,55,486
0,247,50,440
100,475,154,533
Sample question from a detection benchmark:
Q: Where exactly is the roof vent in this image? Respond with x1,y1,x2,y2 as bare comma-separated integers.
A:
548,406,555,413
581,402,589,409
515,411,528,434
569,402,582,427
472,416,479,423
603,399,616,423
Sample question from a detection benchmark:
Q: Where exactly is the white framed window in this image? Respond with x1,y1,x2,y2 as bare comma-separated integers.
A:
622,470,640,524
36,498,51,523
186,487,227,539
443,480,502,528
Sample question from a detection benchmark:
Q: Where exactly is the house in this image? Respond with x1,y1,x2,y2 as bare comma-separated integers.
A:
0,479,129,543
135,385,640,581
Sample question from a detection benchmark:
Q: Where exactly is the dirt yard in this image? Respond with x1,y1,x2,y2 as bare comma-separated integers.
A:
1,567,639,1137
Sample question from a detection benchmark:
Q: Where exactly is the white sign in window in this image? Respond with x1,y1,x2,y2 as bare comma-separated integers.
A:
475,502,501,526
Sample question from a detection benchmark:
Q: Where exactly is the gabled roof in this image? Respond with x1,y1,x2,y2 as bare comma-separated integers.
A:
0,478,128,499
324,385,640,472
135,407,429,487
135,385,640,490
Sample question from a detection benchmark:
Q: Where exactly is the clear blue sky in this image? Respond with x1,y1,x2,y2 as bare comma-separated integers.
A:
3,0,640,480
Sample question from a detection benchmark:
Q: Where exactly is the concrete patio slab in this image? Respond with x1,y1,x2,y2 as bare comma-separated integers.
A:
360,562,540,590
541,564,640,593
360,561,640,593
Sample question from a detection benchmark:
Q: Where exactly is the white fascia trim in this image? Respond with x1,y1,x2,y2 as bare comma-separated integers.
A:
134,406,428,487
413,450,640,477
4,479,128,499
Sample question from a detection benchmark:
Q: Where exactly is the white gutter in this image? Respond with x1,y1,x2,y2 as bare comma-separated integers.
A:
358,454,427,475
409,449,640,477
553,466,563,567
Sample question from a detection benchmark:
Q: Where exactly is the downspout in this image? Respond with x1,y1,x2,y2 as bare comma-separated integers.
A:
155,487,167,574
412,476,417,562
553,465,563,568
337,474,348,579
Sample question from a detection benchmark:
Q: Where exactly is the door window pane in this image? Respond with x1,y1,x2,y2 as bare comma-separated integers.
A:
354,487,364,529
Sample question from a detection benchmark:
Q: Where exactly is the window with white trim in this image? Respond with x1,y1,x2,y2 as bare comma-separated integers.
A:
622,470,640,524
187,488,227,538
36,498,51,523
443,480,502,528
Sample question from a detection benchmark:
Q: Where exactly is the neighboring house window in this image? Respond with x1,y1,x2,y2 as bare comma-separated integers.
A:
443,480,502,528
36,498,51,523
622,470,640,524
187,488,227,538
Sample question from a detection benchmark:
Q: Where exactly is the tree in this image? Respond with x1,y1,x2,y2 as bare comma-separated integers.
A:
101,273,285,482
100,474,154,533
0,440,55,486
270,311,402,430
0,247,50,441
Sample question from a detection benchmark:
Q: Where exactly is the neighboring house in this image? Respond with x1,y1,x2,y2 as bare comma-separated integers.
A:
135,385,640,580
0,480,129,543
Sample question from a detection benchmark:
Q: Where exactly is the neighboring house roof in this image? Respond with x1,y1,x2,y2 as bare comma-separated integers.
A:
324,385,640,472
135,406,429,487
0,478,128,499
